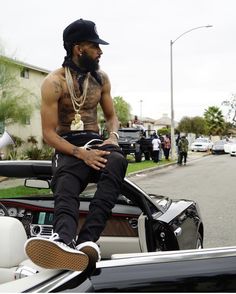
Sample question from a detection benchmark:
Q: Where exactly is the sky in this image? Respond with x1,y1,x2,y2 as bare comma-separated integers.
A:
0,0,236,122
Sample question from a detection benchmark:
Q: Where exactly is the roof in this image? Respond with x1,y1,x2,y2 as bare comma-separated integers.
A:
0,55,50,74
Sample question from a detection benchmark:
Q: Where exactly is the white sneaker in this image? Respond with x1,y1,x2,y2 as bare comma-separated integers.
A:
24,233,89,271
76,241,101,265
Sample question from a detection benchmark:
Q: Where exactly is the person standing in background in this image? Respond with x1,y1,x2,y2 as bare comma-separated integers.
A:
152,135,161,163
163,134,171,160
178,135,189,165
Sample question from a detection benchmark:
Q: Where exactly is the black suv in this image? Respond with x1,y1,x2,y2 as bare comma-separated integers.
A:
118,128,153,162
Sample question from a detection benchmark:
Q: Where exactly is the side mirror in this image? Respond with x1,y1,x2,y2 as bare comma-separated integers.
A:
24,178,51,189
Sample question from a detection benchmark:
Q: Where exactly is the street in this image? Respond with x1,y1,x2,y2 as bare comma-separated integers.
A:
129,153,236,249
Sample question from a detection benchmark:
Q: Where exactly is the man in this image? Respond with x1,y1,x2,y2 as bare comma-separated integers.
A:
25,19,128,272
152,134,161,163
178,135,189,165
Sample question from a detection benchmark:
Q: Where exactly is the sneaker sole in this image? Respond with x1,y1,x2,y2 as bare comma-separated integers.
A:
80,246,99,265
25,239,89,271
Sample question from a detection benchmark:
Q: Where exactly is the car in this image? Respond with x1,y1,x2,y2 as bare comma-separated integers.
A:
118,128,153,162
0,160,203,253
1,219,236,293
223,139,236,153
190,137,213,152
230,142,236,156
211,139,228,154
0,160,204,288
1,161,236,292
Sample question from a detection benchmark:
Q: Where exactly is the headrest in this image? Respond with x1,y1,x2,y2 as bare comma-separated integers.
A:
0,217,27,268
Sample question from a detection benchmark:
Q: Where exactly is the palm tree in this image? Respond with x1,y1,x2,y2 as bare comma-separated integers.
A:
204,106,225,136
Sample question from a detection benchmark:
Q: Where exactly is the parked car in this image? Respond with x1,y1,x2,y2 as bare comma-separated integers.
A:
0,221,236,292
0,160,204,289
118,128,153,162
211,139,227,154
224,139,236,153
190,138,213,152
230,142,236,156
0,160,203,255
1,161,236,292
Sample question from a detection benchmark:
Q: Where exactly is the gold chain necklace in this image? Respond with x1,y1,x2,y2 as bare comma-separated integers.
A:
65,67,89,130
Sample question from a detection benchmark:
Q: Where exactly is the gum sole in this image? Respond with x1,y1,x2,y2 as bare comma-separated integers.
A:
80,246,99,265
25,239,89,271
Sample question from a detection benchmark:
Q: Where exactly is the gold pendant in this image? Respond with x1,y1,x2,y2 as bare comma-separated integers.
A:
70,113,84,131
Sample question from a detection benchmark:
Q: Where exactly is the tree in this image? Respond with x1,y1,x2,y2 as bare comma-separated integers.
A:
0,55,34,132
191,116,207,137
204,106,225,136
97,95,132,131
178,116,207,136
113,96,132,127
178,116,193,134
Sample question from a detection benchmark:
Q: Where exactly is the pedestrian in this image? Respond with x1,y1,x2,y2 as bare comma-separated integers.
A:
178,135,189,165
25,18,128,272
152,135,161,163
175,132,180,155
163,134,171,160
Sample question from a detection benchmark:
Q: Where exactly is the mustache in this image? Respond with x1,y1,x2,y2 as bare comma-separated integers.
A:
78,52,99,72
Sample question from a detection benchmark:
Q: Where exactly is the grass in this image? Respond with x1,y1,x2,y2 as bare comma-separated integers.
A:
0,186,51,198
0,159,174,198
126,158,173,174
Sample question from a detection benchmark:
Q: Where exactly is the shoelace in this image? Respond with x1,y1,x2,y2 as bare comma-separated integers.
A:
82,139,103,150
49,233,60,241
49,233,77,250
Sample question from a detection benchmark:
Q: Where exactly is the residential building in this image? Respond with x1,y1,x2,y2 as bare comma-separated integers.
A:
0,56,50,147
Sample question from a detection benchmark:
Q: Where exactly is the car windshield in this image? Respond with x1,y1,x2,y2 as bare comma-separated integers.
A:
118,130,140,140
214,140,225,145
195,138,208,143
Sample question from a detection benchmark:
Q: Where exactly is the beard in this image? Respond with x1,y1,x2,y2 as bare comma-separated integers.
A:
78,52,99,73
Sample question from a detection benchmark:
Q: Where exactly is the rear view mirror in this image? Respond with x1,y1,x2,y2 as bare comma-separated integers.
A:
24,178,51,189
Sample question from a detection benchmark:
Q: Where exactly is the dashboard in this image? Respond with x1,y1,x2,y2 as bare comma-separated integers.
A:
0,197,141,239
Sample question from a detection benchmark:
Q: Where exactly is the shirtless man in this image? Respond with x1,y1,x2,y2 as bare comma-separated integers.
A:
25,19,128,272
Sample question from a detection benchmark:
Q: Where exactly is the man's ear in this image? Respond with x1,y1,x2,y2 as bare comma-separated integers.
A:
73,44,83,56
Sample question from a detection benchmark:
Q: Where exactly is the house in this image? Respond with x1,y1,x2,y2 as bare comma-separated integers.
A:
138,113,178,135
0,56,50,147
154,113,178,131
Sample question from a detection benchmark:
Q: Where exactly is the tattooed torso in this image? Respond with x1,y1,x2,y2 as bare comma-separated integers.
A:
48,67,106,134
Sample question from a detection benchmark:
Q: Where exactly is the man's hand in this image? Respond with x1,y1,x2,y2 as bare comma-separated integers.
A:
74,148,110,170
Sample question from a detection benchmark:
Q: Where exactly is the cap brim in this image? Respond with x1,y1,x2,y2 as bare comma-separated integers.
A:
88,38,109,45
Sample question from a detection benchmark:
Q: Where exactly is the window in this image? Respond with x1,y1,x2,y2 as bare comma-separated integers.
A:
0,122,5,135
20,68,29,79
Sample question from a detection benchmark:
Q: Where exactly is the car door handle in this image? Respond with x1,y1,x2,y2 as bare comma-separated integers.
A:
174,227,182,236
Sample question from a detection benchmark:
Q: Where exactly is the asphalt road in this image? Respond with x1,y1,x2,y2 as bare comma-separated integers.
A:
129,153,236,249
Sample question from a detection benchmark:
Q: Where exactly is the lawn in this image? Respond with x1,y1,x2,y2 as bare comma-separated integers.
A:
0,159,173,198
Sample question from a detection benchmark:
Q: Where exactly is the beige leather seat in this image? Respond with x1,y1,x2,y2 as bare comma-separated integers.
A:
0,216,41,284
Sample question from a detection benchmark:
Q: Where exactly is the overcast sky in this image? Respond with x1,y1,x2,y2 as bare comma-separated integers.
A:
1,0,236,121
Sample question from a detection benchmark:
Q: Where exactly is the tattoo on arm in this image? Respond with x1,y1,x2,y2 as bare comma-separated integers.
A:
53,81,62,94
56,135,67,143
72,146,80,156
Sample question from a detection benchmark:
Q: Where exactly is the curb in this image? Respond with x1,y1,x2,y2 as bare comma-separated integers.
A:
0,177,8,183
127,161,175,178
127,152,210,178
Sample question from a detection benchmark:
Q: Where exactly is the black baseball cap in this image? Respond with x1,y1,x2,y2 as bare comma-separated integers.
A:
63,18,109,46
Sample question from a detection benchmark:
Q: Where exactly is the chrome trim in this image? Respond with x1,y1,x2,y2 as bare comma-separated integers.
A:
100,246,236,268
174,227,182,236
